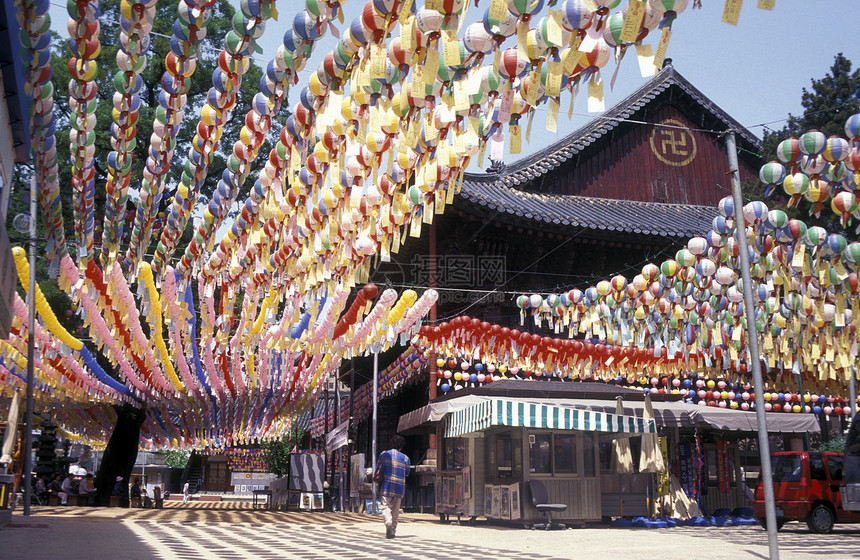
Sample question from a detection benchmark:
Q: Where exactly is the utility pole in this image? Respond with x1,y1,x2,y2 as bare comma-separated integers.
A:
23,177,36,516
727,132,778,560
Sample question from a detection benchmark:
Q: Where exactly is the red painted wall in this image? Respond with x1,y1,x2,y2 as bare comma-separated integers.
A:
530,105,759,206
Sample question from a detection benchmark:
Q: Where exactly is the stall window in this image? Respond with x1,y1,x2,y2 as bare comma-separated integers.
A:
444,437,468,470
705,447,718,484
599,439,613,473
582,434,596,477
529,433,552,474
497,433,514,478
528,432,578,476
554,434,577,474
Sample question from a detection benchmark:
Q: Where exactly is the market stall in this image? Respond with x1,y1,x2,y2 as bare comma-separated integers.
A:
400,380,820,522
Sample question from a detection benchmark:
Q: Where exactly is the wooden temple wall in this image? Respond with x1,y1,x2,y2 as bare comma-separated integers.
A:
533,105,759,206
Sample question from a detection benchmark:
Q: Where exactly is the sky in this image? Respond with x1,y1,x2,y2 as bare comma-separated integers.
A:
250,0,860,170
45,0,860,175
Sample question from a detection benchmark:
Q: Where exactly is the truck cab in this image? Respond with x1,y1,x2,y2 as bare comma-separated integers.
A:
753,451,860,533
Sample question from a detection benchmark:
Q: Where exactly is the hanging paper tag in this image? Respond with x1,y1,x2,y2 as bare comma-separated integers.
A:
526,71,540,106
526,109,535,142
721,0,743,26
652,28,672,70
423,199,434,223
498,88,514,123
406,118,420,148
757,0,774,8
587,77,604,113
489,0,508,23
435,189,446,213
516,20,528,59
562,43,583,75
401,15,416,51
426,0,442,10
442,30,460,66
620,0,646,43
583,0,599,12
369,105,382,132
353,62,371,88
371,43,387,79
423,49,440,84
426,159,438,183
546,60,562,97
546,10,563,47
454,79,469,111
547,98,559,133
510,124,521,154
635,43,657,77
399,0,414,22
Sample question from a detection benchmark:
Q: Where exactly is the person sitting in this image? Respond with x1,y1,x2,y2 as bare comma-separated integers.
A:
142,487,153,509
59,474,77,505
48,474,63,504
79,474,97,505
34,475,49,505
130,478,142,508
112,476,124,496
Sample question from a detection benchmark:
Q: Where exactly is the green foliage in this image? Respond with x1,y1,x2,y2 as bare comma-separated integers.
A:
263,429,305,478
15,0,269,268
813,435,846,454
162,449,192,469
760,54,860,239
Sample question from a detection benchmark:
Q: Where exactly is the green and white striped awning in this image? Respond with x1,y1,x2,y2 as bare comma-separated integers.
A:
445,398,657,438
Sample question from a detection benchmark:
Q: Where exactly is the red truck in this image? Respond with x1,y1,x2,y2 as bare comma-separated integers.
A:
753,451,860,533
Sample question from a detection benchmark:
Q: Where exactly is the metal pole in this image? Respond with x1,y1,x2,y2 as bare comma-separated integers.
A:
371,352,378,509
850,366,857,418
324,383,329,510
23,177,36,516
348,358,355,512
336,374,344,512
794,367,810,450
727,132,778,560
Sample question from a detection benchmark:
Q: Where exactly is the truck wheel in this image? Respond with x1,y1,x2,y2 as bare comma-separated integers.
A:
757,518,785,531
806,504,835,534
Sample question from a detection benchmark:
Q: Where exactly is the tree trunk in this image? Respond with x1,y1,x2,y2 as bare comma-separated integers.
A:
94,404,146,507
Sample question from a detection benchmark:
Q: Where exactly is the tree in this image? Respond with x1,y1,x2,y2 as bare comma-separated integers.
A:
8,0,271,494
760,54,860,238
263,429,305,478
163,449,191,469
762,53,860,156
12,0,267,269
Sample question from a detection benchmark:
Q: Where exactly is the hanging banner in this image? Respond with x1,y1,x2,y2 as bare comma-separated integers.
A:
678,440,696,499
656,436,670,495
326,420,350,454
717,439,731,494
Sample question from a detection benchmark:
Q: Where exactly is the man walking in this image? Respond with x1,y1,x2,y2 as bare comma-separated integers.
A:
183,480,190,504
375,434,410,539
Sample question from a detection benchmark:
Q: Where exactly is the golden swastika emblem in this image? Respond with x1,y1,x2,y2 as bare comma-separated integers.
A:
649,118,697,167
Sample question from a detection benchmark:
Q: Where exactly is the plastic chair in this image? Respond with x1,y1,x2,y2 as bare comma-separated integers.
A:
527,479,567,530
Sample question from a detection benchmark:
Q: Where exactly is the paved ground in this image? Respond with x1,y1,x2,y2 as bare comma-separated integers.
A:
2,502,859,560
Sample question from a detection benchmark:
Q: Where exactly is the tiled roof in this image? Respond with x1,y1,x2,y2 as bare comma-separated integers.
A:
452,62,757,238
480,61,761,188
458,178,717,238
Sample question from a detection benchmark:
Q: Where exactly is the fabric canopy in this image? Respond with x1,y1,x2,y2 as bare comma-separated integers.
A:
444,398,657,438
400,393,821,436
